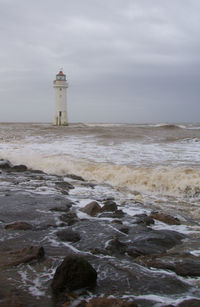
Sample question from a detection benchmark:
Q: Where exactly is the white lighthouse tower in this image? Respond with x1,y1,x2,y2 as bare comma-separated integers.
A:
53,69,69,126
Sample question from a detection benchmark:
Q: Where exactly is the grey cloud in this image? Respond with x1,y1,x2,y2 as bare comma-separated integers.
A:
0,0,200,123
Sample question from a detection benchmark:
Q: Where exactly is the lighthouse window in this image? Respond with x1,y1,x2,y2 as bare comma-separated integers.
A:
59,88,62,91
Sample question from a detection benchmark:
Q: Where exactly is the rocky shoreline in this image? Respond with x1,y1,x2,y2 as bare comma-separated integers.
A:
0,159,200,307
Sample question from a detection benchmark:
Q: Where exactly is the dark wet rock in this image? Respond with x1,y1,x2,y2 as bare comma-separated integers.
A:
80,201,101,217
50,206,71,213
106,237,127,255
11,165,28,172
90,248,108,255
76,301,87,307
0,246,44,269
0,160,12,169
135,253,200,277
66,174,85,181
133,213,154,226
112,209,125,218
5,221,33,231
56,229,81,242
65,199,75,207
56,181,74,190
130,229,185,255
150,211,181,225
60,212,78,226
112,219,123,224
119,227,129,234
51,199,74,211
98,196,115,202
86,297,138,307
33,175,44,180
51,255,97,293
177,299,200,307
174,259,200,277
0,294,24,307
100,200,117,212
99,209,124,219
30,169,45,174
81,182,96,188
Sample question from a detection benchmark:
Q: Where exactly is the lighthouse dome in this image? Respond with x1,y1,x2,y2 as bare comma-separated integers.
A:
56,70,66,81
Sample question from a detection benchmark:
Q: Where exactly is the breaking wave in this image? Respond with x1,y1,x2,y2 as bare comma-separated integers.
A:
1,151,200,198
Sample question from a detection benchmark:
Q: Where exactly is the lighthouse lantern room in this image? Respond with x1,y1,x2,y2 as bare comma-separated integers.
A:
53,69,68,126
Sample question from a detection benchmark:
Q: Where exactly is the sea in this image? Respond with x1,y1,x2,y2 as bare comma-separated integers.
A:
0,122,200,306
1,122,200,199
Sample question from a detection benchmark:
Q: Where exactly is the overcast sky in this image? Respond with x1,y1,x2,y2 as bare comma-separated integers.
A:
0,0,200,123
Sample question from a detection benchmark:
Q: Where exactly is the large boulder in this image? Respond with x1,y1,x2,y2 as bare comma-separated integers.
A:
51,255,97,293
86,297,138,307
81,201,101,217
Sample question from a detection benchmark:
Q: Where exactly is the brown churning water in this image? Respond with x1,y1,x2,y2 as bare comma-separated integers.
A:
0,122,200,199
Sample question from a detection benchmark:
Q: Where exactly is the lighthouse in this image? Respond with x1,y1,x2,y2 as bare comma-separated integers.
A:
53,69,69,126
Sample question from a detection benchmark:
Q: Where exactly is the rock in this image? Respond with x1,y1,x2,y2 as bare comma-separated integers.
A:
81,182,96,188
112,210,125,218
133,214,154,226
100,210,124,219
149,211,181,225
34,175,44,180
112,219,123,224
90,248,108,255
86,297,138,307
174,259,200,277
0,160,12,170
66,174,85,181
131,229,185,255
56,181,74,190
11,165,27,172
0,294,24,307
60,212,78,225
76,301,87,307
80,201,101,217
101,200,117,212
51,255,97,293
99,196,115,202
0,246,44,269
50,206,70,213
134,253,200,277
56,229,81,242
5,221,33,231
30,169,45,174
106,237,127,255
119,227,129,234
178,299,200,307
